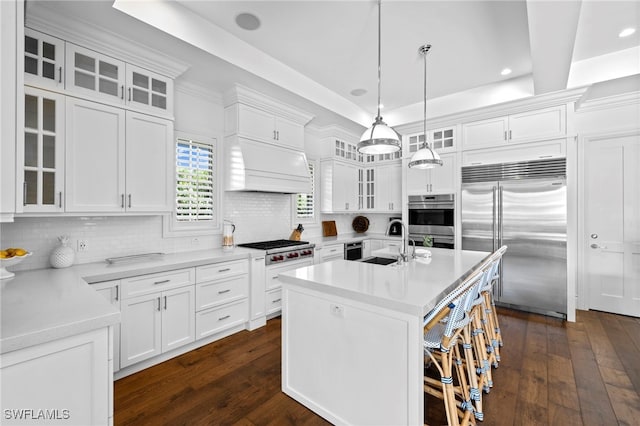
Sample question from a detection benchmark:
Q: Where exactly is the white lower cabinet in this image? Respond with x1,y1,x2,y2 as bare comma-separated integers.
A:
315,243,344,264
0,327,112,425
93,279,121,372
120,268,195,368
265,288,283,316
195,259,249,338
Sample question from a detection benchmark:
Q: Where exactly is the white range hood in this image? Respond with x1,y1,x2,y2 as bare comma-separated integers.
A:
224,138,311,194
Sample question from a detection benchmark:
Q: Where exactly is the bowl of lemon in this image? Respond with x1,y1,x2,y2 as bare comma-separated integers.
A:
1,248,31,279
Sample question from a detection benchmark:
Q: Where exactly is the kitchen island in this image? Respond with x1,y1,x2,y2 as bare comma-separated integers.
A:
279,248,489,426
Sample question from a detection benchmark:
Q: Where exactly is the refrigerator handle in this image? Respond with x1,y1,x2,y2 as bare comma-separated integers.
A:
492,186,498,252
498,186,503,247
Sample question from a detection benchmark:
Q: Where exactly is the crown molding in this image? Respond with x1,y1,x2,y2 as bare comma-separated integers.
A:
575,91,640,113
223,84,314,125
175,80,222,104
25,10,190,79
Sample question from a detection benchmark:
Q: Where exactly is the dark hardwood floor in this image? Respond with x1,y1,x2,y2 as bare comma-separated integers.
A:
115,308,640,425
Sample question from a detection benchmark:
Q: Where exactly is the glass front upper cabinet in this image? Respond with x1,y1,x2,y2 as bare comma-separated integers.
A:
22,87,65,212
24,28,65,90
65,42,126,103
125,64,173,115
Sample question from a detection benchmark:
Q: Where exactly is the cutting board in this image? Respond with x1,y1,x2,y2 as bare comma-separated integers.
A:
322,221,337,237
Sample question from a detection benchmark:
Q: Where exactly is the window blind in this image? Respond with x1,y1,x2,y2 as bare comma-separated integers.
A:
296,162,314,218
176,139,214,222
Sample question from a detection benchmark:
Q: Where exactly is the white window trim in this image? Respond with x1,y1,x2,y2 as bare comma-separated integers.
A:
163,131,222,238
291,158,318,226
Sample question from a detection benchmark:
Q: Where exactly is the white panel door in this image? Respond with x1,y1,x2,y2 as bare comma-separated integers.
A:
430,153,456,195
65,98,125,212
585,133,640,317
125,111,173,212
237,104,275,143
120,292,162,367
161,286,195,352
275,116,304,150
462,116,508,149
93,280,122,372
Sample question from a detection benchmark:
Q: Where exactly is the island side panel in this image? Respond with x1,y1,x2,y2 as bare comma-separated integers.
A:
282,284,423,425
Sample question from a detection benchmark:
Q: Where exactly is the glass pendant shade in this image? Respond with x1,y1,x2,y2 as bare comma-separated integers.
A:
408,145,442,168
358,117,401,155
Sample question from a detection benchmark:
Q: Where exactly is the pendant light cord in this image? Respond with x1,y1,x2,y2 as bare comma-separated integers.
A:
376,0,382,120
420,44,431,150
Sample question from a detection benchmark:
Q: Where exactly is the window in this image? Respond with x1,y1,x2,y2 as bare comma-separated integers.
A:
294,160,316,223
164,133,219,236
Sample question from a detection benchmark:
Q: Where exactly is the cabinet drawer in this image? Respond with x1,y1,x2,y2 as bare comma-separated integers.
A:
122,268,195,299
266,289,282,315
196,275,249,311
196,259,249,282
195,300,248,339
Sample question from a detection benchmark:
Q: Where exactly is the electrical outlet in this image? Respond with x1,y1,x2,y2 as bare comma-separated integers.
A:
77,240,88,252
191,237,200,246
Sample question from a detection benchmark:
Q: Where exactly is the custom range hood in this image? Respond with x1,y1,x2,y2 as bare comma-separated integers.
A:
224,138,312,194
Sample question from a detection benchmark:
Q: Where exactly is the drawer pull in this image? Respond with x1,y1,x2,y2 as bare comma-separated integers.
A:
154,279,170,285
272,276,280,280
218,289,231,294
218,315,231,321
218,268,231,273
272,298,282,303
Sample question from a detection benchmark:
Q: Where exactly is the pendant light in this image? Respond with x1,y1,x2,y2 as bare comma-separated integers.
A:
408,44,442,169
357,0,401,155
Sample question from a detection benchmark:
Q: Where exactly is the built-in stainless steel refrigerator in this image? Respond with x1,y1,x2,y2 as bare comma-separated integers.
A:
461,158,567,318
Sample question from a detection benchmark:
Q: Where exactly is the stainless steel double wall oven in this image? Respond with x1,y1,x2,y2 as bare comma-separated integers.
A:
408,194,455,248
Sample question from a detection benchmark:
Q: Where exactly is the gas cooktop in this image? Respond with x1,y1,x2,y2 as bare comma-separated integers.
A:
237,239,310,251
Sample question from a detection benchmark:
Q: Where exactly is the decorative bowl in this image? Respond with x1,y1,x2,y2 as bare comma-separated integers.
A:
0,252,32,280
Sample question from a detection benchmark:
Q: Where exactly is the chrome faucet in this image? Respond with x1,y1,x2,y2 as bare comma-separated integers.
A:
386,219,408,264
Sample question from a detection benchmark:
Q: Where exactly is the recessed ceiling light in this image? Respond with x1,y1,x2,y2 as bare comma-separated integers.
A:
350,88,367,96
235,13,261,31
501,68,512,76
619,27,636,38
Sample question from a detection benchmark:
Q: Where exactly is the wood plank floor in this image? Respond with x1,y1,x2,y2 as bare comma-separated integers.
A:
114,308,640,425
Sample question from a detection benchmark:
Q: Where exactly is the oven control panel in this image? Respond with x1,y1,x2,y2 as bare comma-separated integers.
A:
267,248,314,265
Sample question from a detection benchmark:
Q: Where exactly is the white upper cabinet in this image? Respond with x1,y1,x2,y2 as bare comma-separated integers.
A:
407,152,456,196
462,105,566,149
20,87,65,213
320,160,359,213
65,43,125,104
406,127,456,155
376,163,402,212
24,28,65,90
228,103,305,150
125,63,173,116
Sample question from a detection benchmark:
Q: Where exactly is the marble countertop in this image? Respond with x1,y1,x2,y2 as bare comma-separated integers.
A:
0,247,261,354
279,248,490,316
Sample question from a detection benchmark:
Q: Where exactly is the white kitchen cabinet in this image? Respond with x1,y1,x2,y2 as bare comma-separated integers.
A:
461,138,566,167
364,167,375,210
406,127,456,156
462,105,566,149
226,103,305,150
65,43,173,117
65,42,125,104
93,279,122,372
65,99,172,213
0,327,112,425
376,163,401,212
407,152,456,195
20,86,65,213
315,244,344,264
265,259,314,315
120,268,195,368
24,28,65,91
125,111,173,212
249,255,266,329
320,160,359,213
195,259,250,337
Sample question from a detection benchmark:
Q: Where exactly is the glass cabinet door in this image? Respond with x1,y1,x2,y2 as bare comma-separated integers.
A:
125,64,173,115
22,87,65,212
65,43,125,103
24,28,65,90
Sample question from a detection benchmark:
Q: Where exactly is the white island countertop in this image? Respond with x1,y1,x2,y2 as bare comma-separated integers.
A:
279,248,490,316
0,247,261,354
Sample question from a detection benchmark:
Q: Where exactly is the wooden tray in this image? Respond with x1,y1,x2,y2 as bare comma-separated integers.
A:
322,221,337,237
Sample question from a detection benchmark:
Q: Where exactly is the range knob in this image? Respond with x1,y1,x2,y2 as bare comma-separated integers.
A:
278,255,284,261
271,255,279,262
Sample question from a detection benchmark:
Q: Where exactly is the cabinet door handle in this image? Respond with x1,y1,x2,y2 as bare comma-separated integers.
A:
272,276,280,280
128,87,131,102
154,279,170,285
114,285,119,301
509,130,512,140
121,194,125,208
120,85,124,100
218,315,231,321
272,298,282,303
164,296,167,310
273,130,276,140
254,257,264,262
157,297,161,311
276,131,279,140
59,192,63,208
218,268,231,273
58,66,62,83
128,194,132,208
504,131,507,140
218,289,231,294
23,182,27,206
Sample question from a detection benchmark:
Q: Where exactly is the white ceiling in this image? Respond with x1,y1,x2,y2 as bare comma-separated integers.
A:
27,0,640,131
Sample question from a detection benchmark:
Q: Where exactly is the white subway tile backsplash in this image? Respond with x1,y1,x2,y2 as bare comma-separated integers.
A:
223,192,293,243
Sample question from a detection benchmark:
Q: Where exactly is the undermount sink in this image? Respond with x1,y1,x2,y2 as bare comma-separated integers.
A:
361,257,397,266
